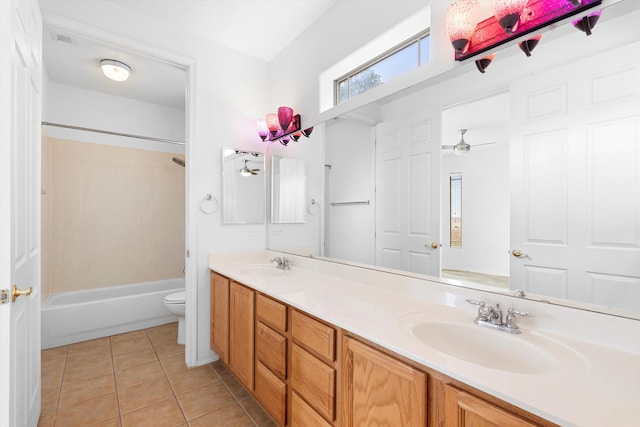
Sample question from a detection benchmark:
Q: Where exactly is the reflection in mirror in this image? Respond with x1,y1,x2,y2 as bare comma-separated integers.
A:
271,156,307,224
307,2,640,319
222,148,265,224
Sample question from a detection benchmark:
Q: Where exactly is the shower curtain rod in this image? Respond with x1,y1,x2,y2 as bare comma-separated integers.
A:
41,121,185,146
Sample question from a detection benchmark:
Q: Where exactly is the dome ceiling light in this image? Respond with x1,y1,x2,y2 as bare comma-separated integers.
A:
100,59,131,82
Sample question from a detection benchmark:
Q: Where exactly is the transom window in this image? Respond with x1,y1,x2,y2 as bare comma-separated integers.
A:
335,30,430,105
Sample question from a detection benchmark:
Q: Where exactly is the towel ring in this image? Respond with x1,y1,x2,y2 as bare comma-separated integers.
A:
307,198,320,215
199,194,218,215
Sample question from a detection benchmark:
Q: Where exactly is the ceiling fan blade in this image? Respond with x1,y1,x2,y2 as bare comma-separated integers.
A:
441,145,455,149
472,141,497,147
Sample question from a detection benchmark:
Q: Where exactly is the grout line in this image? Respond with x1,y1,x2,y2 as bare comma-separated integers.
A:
108,335,124,426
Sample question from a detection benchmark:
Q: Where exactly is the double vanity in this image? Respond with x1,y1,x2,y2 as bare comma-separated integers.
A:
209,251,640,426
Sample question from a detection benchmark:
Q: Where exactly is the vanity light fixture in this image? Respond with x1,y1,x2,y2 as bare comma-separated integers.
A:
446,0,482,55
518,34,542,57
100,59,131,82
493,0,529,34
446,0,603,66
475,53,496,73
573,9,601,35
256,106,313,146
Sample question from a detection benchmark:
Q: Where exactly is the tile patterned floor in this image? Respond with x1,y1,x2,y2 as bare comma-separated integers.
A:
38,323,277,427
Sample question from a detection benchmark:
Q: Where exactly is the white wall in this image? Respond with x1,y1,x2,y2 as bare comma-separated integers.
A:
40,0,270,365
325,119,375,264
43,81,185,152
440,145,510,276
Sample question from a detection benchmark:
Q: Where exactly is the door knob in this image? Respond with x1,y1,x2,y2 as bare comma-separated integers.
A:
429,242,440,249
511,249,528,258
12,285,33,303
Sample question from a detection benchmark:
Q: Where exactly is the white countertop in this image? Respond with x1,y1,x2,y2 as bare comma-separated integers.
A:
209,251,640,427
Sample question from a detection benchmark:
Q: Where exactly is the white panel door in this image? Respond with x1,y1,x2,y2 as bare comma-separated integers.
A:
375,108,441,275
0,0,43,426
510,45,640,311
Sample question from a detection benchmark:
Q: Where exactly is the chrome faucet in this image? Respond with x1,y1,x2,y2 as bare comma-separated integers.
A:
269,256,291,270
466,299,533,334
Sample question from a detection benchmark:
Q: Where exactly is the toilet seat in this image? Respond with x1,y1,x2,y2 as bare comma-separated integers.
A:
164,290,185,304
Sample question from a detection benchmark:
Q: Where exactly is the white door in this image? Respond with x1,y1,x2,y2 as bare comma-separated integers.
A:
509,46,640,311
0,0,43,426
375,108,441,275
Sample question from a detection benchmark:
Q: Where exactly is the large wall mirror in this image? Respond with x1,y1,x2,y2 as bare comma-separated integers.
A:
271,155,307,224
269,1,640,320
222,148,266,224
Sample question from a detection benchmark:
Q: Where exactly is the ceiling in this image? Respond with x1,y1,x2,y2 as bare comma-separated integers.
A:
41,0,337,109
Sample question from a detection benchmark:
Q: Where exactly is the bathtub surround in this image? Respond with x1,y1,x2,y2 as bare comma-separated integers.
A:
41,279,184,349
41,136,185,296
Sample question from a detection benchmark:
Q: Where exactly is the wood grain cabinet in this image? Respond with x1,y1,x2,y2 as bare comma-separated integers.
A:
228,281,255,391
290,309,338,426
342,336,426,427
255,294,288,426
209,270,557,427
210,272,230,364
442,384,537,427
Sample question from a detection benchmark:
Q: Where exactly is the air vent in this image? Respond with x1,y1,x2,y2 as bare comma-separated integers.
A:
50,32,75,45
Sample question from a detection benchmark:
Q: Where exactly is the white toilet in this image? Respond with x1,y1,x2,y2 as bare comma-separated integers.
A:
163,290,186,345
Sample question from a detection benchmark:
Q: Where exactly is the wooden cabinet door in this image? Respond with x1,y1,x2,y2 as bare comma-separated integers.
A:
342,336,426,427
210,272,230,364
444,385,536,427
229,281,255,390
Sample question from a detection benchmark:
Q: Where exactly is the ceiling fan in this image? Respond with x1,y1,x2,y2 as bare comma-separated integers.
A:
239,159,260,176
442,129,495,157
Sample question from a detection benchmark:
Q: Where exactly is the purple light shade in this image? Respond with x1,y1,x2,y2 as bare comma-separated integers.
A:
257,119,269,141
493,0,529,34
278,106,294,133
573,9,601,35
266,113,280,137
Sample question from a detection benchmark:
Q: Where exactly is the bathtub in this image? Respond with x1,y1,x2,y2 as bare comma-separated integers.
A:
41,278,184,349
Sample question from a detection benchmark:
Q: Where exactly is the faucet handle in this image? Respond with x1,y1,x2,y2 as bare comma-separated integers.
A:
505,307,534,330
466,298,485,307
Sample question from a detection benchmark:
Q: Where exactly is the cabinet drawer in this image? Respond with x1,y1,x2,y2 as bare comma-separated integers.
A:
256,321,287,379
256,293,287,332
255,361,287,427
291,343,336,422
291,310,336,362
291,391,332,427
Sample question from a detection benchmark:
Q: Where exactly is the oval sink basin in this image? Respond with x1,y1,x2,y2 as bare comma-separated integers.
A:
409,320,586,375
237,265,285,277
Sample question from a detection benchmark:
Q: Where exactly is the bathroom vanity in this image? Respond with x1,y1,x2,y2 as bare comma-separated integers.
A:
209,251,640,427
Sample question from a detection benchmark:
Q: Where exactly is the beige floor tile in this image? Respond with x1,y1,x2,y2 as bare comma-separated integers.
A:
37,411,55,427
188,402,254,427
238,394,273,426
110,330,153,356
68,337,111,357
176,381,235,421
118,376,174,415
41,385,60,414
166,365,218,395
59,373,115,408
54,393,118,427
116,360,164,389
159,352,190,375
91,418,122,427
42,345,69,358
63,356,114,383
112,347,158,371
121,397,186,427
146,323,178,341
152,340,184,359
222,375,251,400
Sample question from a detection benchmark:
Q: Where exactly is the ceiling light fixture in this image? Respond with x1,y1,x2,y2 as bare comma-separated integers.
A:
446,0,603,66
100,59,131,82
257,106,313,146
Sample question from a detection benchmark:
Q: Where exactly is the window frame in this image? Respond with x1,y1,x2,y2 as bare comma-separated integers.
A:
334,29,431,105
